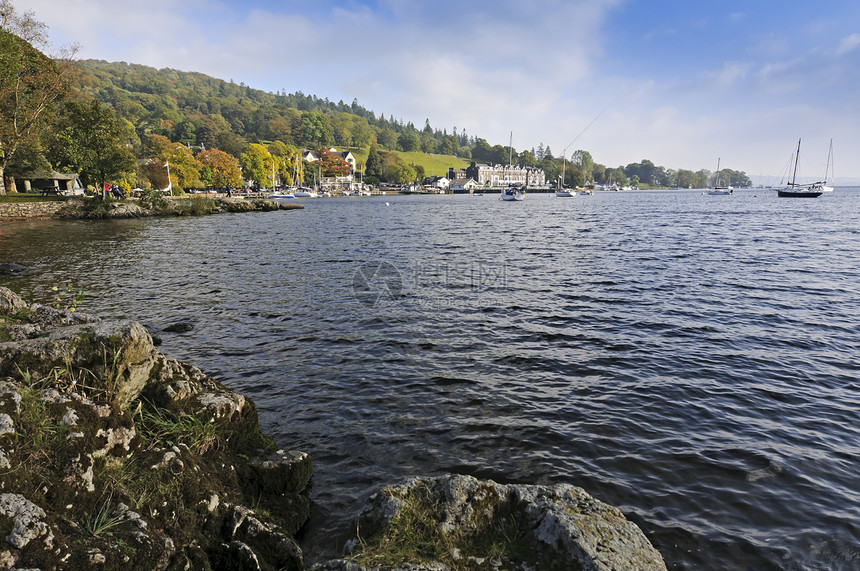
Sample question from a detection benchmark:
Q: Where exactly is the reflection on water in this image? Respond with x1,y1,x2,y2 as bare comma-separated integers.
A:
2,190,860,569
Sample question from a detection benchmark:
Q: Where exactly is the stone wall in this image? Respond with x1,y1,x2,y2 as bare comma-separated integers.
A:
0,201,66,220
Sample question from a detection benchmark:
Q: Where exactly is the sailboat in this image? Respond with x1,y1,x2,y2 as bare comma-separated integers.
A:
291,153,317,197
556,151,574,197
777,139,831,198
556,111,604,197
267,161,295,198
707,158,733,195
499,132,525,201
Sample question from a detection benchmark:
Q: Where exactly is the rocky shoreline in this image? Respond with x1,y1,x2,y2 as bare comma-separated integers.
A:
0,287,666,570
0,196,303,222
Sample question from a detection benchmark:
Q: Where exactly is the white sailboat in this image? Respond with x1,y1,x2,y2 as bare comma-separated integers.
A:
500,132,525,201
267,160,295,198
290,153,318,197
707,158,733,195
777,139,832,198
556,149,573,197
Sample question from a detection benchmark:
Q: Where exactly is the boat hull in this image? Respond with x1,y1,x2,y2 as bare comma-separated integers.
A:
777,190,823,198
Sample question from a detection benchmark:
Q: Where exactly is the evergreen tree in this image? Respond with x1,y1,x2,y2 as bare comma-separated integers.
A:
364,142,383,184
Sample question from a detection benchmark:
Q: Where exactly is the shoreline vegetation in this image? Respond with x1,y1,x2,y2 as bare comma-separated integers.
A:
0,288,667,569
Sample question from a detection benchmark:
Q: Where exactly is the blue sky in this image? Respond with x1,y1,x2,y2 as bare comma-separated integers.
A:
20,0,860,181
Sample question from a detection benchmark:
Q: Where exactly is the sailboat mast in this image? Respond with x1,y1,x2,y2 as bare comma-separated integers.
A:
791,138,801,186
824,138,833,183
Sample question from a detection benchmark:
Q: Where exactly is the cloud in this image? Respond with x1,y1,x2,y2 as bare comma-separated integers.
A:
835,32,860,55
704,61,753,88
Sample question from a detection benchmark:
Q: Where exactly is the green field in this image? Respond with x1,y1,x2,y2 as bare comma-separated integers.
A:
346,149,471,177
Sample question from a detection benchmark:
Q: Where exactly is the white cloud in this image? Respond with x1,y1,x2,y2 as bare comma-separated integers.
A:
835,32,860,55
705,61,753,88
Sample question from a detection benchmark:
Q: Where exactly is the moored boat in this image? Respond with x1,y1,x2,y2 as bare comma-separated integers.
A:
501,185,525,201
707,158,733,195
777,139,831,198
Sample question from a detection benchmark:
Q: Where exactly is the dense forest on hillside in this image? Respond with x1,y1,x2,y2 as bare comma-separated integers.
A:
73,60,752,189
75,60,471,160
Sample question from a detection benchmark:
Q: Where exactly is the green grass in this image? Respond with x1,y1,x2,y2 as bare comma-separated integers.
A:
135,400,221,454
81,494,127,537
343,148,470,177
389,151,470,177
347,481,541,569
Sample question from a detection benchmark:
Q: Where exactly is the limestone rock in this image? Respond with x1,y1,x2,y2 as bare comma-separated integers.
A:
326,474,667,571
0,288,27,314
217,504,304,571
0,414,13,437
0,382,22,416
0,318,158,408
106,202,148,218
0,287,312,569
0,494,54,550
244,449,313,497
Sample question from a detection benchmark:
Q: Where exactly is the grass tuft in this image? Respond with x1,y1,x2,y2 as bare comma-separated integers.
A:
81,493,126,537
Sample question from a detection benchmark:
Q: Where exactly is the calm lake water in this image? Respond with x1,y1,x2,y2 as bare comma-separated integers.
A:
2,189,859,570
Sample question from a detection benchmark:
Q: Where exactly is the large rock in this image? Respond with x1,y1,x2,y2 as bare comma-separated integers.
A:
320,474,667,571
0,316,158,409
0,287,312,570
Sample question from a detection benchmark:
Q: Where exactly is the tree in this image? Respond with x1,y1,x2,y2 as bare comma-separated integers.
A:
397,132,419,152
0,2,78,194
216,131,247,157
142,133,172,160
437,134,459,156
571,150,594,182
606,167,628,186
195,117,219,150
638,159,655,186
471,138,493,163
382,153,416,183
47,99,136,190
350,116,374,148
364,142,383,184
268,141,298,186
314,147,350,178
567,165,585,188
377,128,398,150
164,143,203,191
267,117,292,144
518,149,537,167
300,111,332,147
419,132,437,154
239,143,273,189
171,120,196,145
196,148,242,189
540,158,560,186
676,169,696,188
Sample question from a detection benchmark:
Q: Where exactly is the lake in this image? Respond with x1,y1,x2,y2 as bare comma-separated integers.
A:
1,188,859,569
